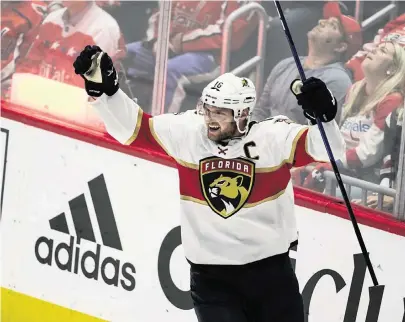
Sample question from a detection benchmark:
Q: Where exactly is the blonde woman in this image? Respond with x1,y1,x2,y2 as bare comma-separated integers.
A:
297,41,405,194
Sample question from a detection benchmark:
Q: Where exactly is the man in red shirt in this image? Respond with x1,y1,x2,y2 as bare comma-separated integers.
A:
5,1,125,128
124,1,259,114
1,1,47,82
14,1,125,87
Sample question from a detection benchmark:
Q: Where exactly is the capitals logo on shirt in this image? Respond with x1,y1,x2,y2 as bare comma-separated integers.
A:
199,157,255,218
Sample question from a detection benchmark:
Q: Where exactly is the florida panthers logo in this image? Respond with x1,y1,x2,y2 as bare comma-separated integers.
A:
200,157,255,218
209,175,249,215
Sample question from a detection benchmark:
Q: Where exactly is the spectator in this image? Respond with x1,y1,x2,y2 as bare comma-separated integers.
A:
123,1,259,114
4,0,126,129
12,0,125,88
1,1,47,82
296,41,405,196
96,1,158,45
346,13,405,82
259,1,324,78
252,1,361,125
354,105,404,211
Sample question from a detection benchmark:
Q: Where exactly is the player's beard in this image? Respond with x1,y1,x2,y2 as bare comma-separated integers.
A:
206,121,238,143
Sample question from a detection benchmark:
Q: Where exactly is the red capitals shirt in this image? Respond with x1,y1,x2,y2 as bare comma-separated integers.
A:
1,1,47,81
340,85,404,169
146,1,259,53
14,2,125,88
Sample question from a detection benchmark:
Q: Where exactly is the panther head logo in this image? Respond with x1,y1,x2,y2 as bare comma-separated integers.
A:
200,157,255,218
208,175,249,217
241,78,249,87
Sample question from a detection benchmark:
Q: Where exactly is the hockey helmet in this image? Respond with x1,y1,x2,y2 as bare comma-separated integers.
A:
199,73,256,134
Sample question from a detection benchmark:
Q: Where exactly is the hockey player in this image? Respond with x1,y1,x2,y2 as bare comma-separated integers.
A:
73,45,346,322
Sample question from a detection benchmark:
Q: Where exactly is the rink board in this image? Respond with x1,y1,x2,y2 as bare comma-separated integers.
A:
1,107,405,322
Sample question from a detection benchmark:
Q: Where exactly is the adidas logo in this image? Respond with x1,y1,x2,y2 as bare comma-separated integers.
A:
34,174,136,292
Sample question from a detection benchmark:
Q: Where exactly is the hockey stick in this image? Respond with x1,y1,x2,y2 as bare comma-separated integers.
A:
273,1,379,286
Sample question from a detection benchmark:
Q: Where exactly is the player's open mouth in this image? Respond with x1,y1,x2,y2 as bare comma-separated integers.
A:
208,125,220,132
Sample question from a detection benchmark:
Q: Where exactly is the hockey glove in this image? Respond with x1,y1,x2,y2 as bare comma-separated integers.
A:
73,45,119,97
290,77,337,125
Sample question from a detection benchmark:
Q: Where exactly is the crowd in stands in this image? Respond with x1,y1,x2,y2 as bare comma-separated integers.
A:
252,2,359,125
1,0,405,214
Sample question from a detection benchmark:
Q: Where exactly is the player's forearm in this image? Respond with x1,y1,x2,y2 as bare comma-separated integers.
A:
305,121,346,162
73,47,148,147
89,89,143,145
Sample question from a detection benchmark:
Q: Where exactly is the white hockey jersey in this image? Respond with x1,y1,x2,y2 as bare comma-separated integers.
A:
90,89,346,265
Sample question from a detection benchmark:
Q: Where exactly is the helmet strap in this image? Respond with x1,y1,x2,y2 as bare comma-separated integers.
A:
234,114,249,135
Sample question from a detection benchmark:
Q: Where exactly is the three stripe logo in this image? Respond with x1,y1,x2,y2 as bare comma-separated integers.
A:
49,174,122,250
34,174,136,291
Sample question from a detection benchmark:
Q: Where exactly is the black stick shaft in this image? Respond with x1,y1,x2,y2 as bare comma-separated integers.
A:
273,0,379,286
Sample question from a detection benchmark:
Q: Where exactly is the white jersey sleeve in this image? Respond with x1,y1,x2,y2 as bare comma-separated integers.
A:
266,116,346,166
88,89,142,145
88,89,198,158
149,110,203,158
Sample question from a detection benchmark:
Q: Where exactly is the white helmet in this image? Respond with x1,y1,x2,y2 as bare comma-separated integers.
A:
199,73,256,134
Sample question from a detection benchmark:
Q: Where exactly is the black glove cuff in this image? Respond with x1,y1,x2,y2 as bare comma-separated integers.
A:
84,82,104,97
104,84,119,96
